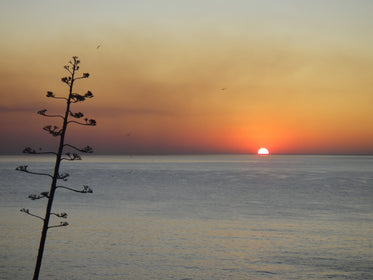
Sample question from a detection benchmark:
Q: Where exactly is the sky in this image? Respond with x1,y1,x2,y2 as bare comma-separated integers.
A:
1,0,373,155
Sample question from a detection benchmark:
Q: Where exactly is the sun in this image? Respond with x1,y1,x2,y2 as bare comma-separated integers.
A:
257,147,269,155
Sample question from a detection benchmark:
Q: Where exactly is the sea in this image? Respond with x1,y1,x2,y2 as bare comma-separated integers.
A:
0,155,372,280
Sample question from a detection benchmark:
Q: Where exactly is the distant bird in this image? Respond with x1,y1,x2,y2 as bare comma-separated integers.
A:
96,45,101,50
220,88,227,91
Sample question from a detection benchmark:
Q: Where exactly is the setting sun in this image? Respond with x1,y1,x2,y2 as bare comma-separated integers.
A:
258,148,269,155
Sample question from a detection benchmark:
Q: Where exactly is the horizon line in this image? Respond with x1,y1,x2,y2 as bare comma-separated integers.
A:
1,152,373,156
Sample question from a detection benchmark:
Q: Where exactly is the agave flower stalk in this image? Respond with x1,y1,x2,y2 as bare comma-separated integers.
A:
16,56,96,280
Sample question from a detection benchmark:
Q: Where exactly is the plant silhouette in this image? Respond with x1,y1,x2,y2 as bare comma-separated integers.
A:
16,56,96,280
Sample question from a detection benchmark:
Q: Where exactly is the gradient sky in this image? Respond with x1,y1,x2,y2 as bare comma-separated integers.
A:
1,0,373,154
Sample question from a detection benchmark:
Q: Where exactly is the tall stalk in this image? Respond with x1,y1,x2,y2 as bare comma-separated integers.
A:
16,56,96,280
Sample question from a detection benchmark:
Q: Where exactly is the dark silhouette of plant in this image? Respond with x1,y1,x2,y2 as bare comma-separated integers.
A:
16,56,96,280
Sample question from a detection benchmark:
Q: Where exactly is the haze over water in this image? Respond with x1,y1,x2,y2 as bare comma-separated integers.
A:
1,0,373,155
1,155,372,279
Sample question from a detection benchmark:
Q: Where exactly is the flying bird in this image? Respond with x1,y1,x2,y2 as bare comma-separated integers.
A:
96,45,101,50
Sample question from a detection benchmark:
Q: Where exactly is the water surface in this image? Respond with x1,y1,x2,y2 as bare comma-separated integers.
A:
0,155,372,279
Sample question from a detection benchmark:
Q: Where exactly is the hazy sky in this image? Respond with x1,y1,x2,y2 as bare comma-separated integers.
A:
1,0,373,154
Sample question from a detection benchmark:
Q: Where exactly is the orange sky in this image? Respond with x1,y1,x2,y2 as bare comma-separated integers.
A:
1,0,373,154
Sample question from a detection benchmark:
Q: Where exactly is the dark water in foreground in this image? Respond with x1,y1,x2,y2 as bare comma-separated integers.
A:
0,155,372,279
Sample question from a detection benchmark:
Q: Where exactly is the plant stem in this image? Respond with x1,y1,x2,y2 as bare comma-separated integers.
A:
32,61,77,280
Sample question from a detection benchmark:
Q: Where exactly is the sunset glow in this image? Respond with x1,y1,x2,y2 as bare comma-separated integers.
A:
1,1,373,155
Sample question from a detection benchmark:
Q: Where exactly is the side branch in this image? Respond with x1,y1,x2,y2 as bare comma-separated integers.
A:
46,91,68,100
64,65,73,75
70,91,93,103
67,119,96,126
16,166,53,178
51,212,68,218
74,73,90,80
48,222,69,229
20,208,44,221
69,111,84,118
63,144,93,153
43,125,63,137
28,192,49,200
58,173,70,181
37,109,64,119
61,153,81,161
57,185,93,193
23,147,57,156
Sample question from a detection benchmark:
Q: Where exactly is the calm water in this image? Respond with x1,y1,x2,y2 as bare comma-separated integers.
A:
0,155,372,280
